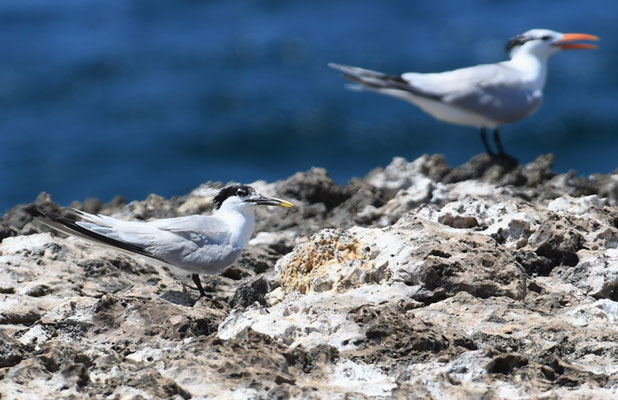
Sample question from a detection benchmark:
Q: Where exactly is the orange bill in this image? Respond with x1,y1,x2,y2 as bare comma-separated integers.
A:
555,33,599,50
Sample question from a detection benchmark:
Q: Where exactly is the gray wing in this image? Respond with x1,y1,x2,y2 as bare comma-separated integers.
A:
148,215,230,243
80,214,238,271
331,62,543,124
403,63,543,123
149,216,242,272
36,209,238,271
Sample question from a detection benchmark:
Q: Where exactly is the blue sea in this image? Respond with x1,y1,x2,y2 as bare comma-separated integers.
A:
1,0,617,213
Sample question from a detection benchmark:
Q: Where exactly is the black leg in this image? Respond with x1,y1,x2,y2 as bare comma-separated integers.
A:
480,127,494,156
493,128,506,156
192,273,207,298
491,128,518,167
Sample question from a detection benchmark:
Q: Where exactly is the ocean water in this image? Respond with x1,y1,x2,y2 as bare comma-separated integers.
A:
1,0,617,213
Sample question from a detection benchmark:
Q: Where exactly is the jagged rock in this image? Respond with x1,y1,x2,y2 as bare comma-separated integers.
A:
365,155,449,198
2,154,618,399
230,276,273,307
275,167,351,210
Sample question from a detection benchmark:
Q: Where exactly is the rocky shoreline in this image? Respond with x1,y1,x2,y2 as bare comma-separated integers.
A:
1,153,618,399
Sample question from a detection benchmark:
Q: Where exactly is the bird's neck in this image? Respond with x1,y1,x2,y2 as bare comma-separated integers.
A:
508,51,550,89
216,207,256,248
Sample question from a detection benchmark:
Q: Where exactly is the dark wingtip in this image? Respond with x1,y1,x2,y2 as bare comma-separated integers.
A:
34,207,164,261
29,206,45,219
340,73,366,85
32,206,79,224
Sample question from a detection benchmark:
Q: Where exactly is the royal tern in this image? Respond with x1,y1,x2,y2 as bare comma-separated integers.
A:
329,29,598,157
36,185,293,298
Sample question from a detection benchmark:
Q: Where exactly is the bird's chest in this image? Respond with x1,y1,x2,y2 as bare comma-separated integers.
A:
219,212,255,248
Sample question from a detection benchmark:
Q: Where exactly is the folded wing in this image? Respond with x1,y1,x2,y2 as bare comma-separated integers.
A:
35,208,237,271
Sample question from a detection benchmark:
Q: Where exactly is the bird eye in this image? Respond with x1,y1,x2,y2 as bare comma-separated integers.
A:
541,35,552,41
237,188,248,196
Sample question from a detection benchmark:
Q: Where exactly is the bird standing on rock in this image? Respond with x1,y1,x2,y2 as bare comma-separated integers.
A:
329,29,599,159
35,185,293,298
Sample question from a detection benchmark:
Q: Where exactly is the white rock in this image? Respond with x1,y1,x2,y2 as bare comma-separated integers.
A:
548,194,606,214
594,299,618,324
125,347,164,363
0,232,55,254
17,325,49,347
367,156,430,196
328,359,396,398
218,284,414,350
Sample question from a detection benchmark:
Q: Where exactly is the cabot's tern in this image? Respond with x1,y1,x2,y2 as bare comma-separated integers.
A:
36,185,293,298
329,29,598,157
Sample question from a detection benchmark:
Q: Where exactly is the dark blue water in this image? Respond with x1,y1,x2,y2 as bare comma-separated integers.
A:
1,0,617,213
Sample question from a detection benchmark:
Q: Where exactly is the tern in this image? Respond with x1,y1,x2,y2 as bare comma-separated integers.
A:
329,29,598,158
35,185,293,298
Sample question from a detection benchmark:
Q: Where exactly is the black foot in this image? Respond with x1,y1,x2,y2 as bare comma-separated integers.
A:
490,152,519,170
480,127,519,168
192,273,208,298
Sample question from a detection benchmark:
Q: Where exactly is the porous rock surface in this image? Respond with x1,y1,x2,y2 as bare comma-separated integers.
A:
1,153,618,399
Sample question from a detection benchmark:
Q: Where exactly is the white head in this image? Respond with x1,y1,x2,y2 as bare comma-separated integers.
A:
212,184,293,214
506,29,598,60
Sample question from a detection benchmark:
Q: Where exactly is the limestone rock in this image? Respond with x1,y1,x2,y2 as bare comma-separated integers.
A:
2,154,618,399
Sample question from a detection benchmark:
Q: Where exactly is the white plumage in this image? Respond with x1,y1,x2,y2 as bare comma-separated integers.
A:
36,184,293,298
330,29,598,156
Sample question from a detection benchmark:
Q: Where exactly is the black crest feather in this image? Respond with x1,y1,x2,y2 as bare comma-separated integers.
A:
506,35,531,53
213,185,254,209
